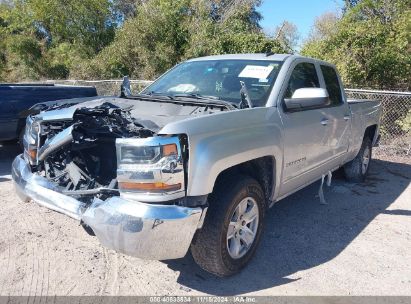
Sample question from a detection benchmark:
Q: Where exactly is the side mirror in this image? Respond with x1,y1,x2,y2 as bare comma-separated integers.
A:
284,88,329,110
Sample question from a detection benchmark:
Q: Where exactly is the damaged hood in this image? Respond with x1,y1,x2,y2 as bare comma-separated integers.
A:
37,96,217,133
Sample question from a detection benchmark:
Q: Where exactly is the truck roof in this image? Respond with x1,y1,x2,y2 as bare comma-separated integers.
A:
187,53,305,62
187,53,335,68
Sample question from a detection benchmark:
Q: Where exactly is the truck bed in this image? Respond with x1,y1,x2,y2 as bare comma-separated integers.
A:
346,98,382,160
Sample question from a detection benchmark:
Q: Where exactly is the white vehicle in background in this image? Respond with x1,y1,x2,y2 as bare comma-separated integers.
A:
13,54,381,276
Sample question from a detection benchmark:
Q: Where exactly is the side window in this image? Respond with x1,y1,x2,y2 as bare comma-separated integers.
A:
285,62,320,98
321,65,343,106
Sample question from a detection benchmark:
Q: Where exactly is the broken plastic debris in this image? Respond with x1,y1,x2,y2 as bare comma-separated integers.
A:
318,170,332,205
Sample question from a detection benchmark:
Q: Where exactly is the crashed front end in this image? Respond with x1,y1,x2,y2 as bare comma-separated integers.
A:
12,102,205,260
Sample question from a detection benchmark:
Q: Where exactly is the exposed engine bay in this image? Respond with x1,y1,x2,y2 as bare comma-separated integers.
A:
25,96,228,203
39,103,153,196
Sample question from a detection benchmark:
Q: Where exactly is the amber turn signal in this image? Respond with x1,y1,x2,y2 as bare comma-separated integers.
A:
28,149,37,159
162,144,177,156
118,182,181,192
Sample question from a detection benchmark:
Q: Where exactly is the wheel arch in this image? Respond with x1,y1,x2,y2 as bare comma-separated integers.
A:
212,156,276,209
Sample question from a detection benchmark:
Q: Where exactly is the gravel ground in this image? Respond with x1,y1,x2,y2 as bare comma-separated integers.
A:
0,142,410,296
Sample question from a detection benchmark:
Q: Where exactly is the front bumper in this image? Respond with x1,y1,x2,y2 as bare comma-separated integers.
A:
12,154,204,260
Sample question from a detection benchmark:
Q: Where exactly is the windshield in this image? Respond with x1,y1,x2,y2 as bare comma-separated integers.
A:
142,60,283,107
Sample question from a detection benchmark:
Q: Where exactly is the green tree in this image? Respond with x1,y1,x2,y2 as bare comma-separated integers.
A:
0,0,116,80
73,0,285,80
344,0,362,8
73,0,193,79
306,12,339,42
302,0,411,90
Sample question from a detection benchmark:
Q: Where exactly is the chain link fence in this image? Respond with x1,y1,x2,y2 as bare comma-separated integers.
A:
43,80,411,156
346,89,411,156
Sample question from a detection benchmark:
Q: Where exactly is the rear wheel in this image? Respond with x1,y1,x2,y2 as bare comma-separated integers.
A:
344,137,372,182
191,175,265,277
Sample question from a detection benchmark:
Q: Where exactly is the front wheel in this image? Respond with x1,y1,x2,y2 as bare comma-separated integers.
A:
191,175,266,277
344,137,372,182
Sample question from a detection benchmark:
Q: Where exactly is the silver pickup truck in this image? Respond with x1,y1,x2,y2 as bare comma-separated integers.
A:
12,54,381,276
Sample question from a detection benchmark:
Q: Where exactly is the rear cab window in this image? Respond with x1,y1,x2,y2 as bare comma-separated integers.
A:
320,65,344,106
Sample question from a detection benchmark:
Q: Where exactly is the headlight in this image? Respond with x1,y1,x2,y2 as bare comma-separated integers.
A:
120,146,161,164
116,136,185,200
119,143,177,164
31,121,40,134
23,116,39,164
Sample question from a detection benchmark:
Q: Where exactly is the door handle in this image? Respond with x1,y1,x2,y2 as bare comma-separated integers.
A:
344,115,350,121
320,118,329,126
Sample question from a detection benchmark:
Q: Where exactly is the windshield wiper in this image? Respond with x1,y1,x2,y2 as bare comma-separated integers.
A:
132,91,237,109
173,93,238,109
141,91,174,99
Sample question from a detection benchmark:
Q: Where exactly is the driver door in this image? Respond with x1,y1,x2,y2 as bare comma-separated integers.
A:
278,60,333,196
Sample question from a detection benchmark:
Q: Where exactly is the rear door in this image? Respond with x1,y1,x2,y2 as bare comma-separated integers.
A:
278,60,334,196
318,64,351,166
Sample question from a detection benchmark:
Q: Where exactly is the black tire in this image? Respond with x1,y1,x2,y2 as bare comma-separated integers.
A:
191,175,266,277
344,137,372,183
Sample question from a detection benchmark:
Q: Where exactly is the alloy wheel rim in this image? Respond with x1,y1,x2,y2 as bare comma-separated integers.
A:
362,146,370,174
226,197,259,259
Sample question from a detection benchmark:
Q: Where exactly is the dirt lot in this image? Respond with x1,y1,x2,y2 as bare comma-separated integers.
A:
0,142,410,296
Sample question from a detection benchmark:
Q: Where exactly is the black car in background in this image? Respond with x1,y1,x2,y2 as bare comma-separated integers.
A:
0,83,97,143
